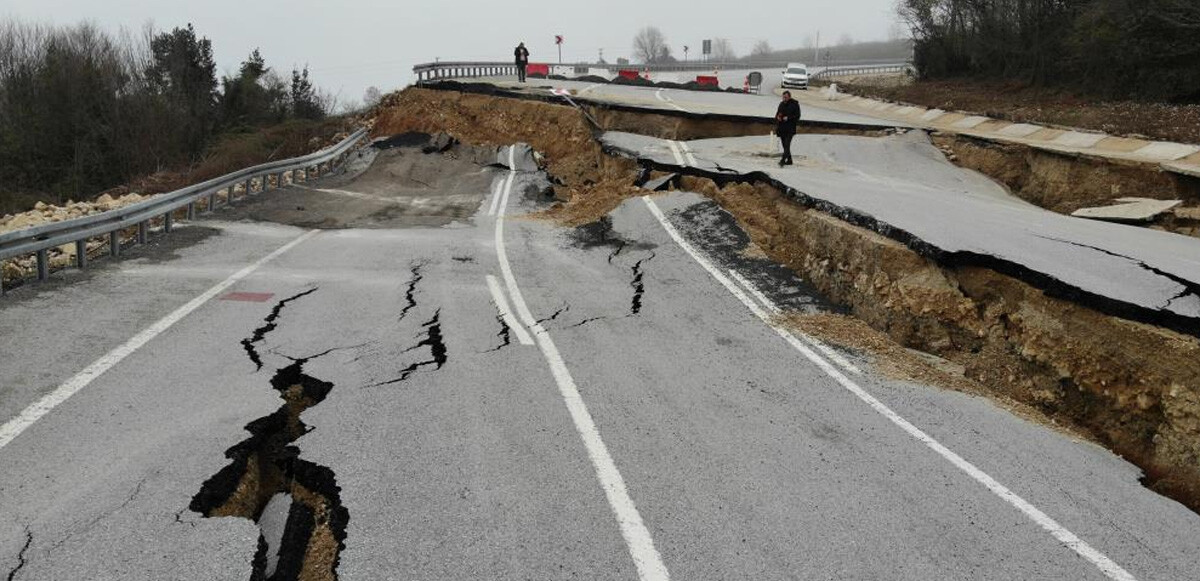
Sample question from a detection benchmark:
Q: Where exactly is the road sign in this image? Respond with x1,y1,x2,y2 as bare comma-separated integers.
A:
702,39,712,55
555,35,563,45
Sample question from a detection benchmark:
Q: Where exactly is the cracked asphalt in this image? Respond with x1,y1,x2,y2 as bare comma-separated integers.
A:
1,141,1200,581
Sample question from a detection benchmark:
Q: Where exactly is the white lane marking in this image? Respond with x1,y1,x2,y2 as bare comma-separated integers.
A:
495,154,671,581
642,197,1136,581
486,275,534,346
581,83,603,95
486,178,503,216
677,141,699,167
0,229,321,451
665,141,686,166
727,269,863,376
654,89,689,113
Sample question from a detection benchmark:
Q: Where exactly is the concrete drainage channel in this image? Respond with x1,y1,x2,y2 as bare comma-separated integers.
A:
368,85,1200,515
189,289,348,581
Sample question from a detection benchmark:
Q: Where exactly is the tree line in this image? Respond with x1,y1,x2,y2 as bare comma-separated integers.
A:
898,0,1200,102
0,19,336,206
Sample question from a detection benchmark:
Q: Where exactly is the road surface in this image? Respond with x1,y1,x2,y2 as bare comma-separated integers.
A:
1,138,1198,581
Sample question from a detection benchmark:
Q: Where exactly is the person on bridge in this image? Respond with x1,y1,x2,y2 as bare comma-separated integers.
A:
514,42,530,83
775,91,801,167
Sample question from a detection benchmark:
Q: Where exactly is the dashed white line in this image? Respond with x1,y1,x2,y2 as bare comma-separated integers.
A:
665,141,686,166
0,229,321,451
677,141,699,167
642,196,1136,581
494,145,671,581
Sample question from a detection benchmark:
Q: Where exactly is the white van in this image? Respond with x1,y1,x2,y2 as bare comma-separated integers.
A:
781,63,809,90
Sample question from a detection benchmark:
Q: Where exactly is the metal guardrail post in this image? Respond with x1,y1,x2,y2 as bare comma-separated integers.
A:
75,240,87,269
36,249,48,281
110,231,120,257
187,202,196,220
163,211,174,233
138,222,148,245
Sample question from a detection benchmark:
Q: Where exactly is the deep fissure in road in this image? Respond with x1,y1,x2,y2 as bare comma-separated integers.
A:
399,262,426,321
192,291,349,581
369,85,1200,515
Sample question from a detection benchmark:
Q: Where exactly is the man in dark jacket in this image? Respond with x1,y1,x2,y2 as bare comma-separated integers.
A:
775,91,801,166
515,42,530,83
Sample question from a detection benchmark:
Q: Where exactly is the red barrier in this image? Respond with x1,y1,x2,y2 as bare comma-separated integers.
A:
526,63,550,76
617,69,641,80
696,75,719,86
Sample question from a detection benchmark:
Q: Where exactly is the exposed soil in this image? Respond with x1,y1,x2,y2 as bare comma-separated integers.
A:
836,78,1200,145
367,85,1200,513
221,139,497,229
932,133,1200,215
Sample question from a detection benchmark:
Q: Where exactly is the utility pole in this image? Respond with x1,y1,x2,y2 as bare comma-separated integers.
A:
813,31,820,65
599,48,604,64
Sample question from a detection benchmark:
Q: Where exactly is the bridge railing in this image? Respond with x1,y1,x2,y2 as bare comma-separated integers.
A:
0,128,370,291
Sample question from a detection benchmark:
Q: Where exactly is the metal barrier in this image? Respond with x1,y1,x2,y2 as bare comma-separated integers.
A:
812,64,912,80
0,128,370,290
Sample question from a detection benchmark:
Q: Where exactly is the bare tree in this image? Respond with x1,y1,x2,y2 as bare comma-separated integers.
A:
751,40,774,58
633,26,670,64
711,38,737,61
836,33,855,47
363,86,382,107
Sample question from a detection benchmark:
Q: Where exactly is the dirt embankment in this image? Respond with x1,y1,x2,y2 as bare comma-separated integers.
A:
932,134,1200,217
368,86,1200,512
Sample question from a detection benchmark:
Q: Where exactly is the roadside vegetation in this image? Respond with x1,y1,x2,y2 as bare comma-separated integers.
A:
0,19,346,215
898,0,1200,103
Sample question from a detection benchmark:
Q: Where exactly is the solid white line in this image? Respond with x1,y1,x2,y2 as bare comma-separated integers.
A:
727,269,863,376
495,154,671,581
580,83,603,95
677,141,699,167
642,197,1136,581
0,229,321,451
665,141,686,167
486,275,534,346
654,89,689,113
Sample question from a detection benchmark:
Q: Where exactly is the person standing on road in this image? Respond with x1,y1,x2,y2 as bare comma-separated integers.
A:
775,91,801,166
514,42,530,83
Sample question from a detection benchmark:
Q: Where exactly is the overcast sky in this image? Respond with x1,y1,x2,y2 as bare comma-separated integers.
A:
3,0,903,107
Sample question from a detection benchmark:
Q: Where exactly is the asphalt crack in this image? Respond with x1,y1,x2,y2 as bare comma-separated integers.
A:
485,312,513,353
1034,235,1200,310
399,262,428,322
566,317,607,329
373,310,448,386
630,252,657,316
537,304,571,325
242,288,319,372
6,528,31,581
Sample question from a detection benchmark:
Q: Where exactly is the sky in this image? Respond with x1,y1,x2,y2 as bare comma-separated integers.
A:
2,0,903,108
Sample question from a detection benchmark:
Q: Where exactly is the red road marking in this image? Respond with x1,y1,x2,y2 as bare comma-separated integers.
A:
221,292,275,303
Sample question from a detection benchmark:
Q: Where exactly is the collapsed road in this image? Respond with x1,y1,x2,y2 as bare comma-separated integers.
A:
1,85,1200,581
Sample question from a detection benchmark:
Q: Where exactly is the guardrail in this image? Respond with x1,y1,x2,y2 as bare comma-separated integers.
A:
812,64,912,79
413,59,912,81
0,128,370,292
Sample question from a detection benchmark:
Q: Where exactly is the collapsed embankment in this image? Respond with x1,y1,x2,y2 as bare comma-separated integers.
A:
368,86,1200,512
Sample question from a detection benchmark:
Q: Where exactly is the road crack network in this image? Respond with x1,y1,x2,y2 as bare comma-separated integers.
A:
193,287,349,580
373,310,448,386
